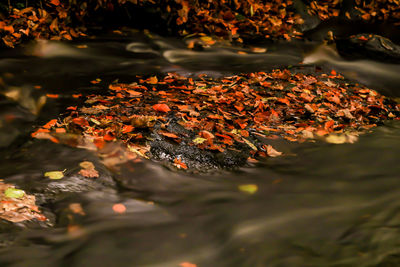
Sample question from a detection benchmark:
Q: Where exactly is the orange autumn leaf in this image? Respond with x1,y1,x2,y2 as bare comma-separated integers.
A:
49,18,59,33
3,25,14,33
153,103,171,113
50,0,60,5
174,158,188,169
122,125,134,133
90,79,101,84
146,76,158,84
234,104,244,112
103,133,115,141
160,132,179,139
72,117,89,127
46,94,59,98
43,119,57,129
93,138,105,149
112,203,126,214
78,168,99,178
324,120,335,130
179,262,197,267
55,127,66,133
127,90,142,97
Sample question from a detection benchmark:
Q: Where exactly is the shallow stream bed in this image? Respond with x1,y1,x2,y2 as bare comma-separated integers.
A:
0,30,399,267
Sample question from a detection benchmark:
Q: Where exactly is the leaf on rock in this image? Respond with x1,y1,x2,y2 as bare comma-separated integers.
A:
4,188,25,199
78,161,99,178
44,171,64,180
0,181,46,223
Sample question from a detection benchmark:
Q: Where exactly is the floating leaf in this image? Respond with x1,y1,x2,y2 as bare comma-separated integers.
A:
179,262,197,267
4,188,25,199
112,203,126,214
44,171,64,180
238,184,258,194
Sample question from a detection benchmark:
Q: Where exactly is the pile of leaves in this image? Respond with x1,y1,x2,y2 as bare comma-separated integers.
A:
151,0,304,41
308,0,400,23
0,0,86,47
0,181,46,223
0,0,305,47
32,70,399,169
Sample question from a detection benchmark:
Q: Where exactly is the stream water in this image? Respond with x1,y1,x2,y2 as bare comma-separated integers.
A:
0,29,399,267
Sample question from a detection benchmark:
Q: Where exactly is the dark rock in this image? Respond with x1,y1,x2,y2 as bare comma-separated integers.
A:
336,34,400,63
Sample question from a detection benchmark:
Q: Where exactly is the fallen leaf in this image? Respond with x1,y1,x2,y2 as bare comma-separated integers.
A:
78,168,99,178
4,188,25,199
0,182,46,223
69,203,85,215
265,145,282,157
78,161,99,178
153,103,171,113
50,0,60,5
193,137,206,144
160,132,179,139
113,203,126,214
44,171,64,180
174,158,188,169
238,184,258,194
243,138,257,150
46,94,59,98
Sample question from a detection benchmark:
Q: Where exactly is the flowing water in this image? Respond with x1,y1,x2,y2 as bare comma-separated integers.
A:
0,29,399,267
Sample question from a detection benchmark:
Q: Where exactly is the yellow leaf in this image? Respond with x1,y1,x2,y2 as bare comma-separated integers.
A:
193,137,206,144
238,184,258,194
44,171,64,180
243,138,257,150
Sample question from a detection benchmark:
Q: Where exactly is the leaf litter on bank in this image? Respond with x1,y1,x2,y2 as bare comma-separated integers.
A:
32,69,399,169
0,181,47,223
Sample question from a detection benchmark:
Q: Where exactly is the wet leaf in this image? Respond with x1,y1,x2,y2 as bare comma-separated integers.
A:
50,0,60,6
0,182,46,223
265,145,282,157
112,203,126,214
238,184,258,194
78,161,99,178
193,137,206,144
243,138,257,150
174,158,188,169
69,203,85,215
44,171,64,180
4,188,25,199
153,103,171,113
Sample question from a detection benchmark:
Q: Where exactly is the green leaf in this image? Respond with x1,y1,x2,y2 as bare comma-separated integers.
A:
238,184,258,194
4,188,25,199
44,171,64,180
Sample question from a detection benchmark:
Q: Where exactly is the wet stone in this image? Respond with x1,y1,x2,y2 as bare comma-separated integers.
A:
336,34,400,63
